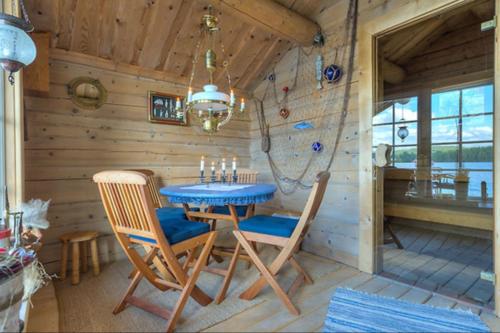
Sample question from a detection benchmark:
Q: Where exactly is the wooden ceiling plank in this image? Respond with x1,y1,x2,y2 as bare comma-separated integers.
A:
130,0,159,66
238,37,282,90
162,0,208,76
246,39,294,92
156,0,195,71
214,0,319,47
111,0,151,64
54,0,77,50
97,0,119,59
137,0,183,68
230,30,278,88
69,0,103,56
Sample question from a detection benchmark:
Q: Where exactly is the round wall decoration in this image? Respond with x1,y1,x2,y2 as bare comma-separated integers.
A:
323,64,342,83
67,77,107,109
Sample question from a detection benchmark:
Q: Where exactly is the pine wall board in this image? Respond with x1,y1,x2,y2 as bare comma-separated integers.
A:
24,57,251,273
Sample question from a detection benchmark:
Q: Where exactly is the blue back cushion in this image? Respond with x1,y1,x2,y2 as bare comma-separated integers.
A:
238,215,299,238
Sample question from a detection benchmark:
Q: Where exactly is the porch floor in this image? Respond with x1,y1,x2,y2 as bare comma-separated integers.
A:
48,249,500,332
382,223,494,308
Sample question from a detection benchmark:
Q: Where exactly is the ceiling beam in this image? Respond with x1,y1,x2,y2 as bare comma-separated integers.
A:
214,0,319,47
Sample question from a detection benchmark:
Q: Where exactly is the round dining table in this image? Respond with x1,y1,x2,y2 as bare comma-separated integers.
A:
159,182,277,303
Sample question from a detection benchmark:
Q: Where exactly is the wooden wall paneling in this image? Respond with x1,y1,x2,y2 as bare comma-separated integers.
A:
25,57,251,273
24,32,50,95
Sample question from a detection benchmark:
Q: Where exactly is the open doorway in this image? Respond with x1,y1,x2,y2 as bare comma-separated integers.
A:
373,0,495,310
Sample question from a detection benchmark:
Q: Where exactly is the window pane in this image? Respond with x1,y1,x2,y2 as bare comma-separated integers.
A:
394,146,417,168
373,106,393,125
373,124,393,146
467,171,493,198
432,144,458,166
394,97,418,121
462,114,493,142
432,90,460,118
395,122,417,145
432,118,459,143
462,143,493,165
462,84,493,116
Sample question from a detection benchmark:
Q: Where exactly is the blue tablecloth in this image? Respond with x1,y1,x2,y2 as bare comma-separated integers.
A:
160,183,277,206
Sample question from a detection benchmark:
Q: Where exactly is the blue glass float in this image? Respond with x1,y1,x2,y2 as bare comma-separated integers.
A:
312,141,323,152
323,64,342,83
294,121,314,130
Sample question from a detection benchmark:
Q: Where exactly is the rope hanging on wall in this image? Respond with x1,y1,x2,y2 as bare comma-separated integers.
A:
254,0,359,195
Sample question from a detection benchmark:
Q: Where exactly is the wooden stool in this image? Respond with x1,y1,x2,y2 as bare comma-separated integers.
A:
59,231,100,285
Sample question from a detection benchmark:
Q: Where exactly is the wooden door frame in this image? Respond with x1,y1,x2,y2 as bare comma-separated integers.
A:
357,0,500,314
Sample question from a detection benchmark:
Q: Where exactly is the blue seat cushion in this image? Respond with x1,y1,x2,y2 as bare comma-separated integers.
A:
156,206,200,221
211,205,248,217
130,208,209,245
238,215,299,238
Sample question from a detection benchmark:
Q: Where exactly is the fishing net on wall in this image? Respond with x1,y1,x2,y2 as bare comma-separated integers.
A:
254,0,359,195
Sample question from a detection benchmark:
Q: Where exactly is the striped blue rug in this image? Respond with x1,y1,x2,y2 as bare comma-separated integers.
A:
323,288,490,332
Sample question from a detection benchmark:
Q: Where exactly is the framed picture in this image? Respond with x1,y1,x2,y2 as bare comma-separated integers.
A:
148,91,188,125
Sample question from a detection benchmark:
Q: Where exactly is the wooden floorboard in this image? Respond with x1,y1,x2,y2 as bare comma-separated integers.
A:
383,224,494,308
41,225,499,332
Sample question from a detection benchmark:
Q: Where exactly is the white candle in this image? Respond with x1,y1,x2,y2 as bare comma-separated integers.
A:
230,90,235,106
200,156,205,171
232,157,237,171
222,158,226,171
240,98,245,111
175,97,181,109
187,87,193,103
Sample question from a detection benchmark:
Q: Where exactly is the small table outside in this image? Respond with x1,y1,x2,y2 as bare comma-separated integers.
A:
159,183,277,302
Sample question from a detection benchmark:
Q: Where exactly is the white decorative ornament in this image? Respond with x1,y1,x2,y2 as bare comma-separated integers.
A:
375,144,392,167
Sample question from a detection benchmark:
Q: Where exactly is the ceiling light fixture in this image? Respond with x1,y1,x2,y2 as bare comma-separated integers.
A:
0,0,36,84
176,6,244,133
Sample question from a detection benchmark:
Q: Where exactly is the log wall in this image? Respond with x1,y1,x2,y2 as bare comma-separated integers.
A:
250,0,494,268
24,55,250,273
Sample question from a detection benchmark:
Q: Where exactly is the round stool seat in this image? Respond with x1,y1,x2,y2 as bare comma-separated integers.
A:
60,231,98,243
59,230,100,285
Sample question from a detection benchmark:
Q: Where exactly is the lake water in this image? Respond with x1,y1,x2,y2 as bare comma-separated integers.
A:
395,162,493,198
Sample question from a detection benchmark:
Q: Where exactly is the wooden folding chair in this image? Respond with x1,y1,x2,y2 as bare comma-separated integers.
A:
232,171,330,315
93,170,217,332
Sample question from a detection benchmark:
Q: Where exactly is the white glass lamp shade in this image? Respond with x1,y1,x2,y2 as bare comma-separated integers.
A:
0,24,36,70
191,84,230,112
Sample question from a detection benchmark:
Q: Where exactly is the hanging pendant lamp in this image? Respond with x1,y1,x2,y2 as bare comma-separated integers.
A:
176,6,244,133
0,0,36,84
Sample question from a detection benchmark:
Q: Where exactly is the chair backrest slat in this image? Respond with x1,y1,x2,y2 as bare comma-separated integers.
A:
217,168,259,184
291,171,330,238
94,171,156,236
127,169,164,208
